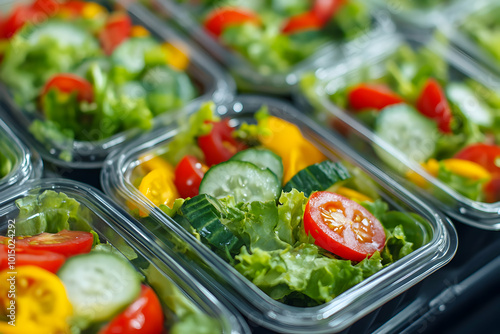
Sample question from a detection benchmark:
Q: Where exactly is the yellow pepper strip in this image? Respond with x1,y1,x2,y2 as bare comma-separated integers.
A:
139,168,180,212
81,2,107,19
0,266,72,334
131,25,151,38
442,159,491,180
259,116,325,184
335,187,373,203
140,155,176,176
161,42,190,71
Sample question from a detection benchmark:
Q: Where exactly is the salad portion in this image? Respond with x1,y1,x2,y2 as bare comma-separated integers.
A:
0,189,223,333
0,0,197,161
170,0,372,75
128,102,431,306
301,42,500,204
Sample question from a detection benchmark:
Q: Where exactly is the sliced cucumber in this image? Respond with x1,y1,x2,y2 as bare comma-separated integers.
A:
283,160,350,197
179,194,243,253
25,20,99,48
58,252,141,323
375,104,438,173
230,148,284,183
199,161,280,203
112,37,158,76
446,82,493,128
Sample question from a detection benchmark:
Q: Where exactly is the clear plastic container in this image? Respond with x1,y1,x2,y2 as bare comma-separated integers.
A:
101,95,457,333
0,112,42,192
0,178,250,333
0,0,235,170
295,33,500,230
148,0,394,94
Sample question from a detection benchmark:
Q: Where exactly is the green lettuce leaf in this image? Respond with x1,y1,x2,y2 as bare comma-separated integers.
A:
436,162,488,201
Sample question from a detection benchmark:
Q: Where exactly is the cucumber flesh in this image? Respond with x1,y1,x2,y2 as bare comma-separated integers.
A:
230,148,284,183
283,160,351,197
199,160,281,203
58,252,141,323
446,82,493,128
112,37,158,75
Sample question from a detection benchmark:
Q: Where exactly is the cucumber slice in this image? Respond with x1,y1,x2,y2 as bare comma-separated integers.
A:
375,104,438,173
283,160,351,197
179,194,243,253
199,161,280,203
446,82,493,128
230,148,284,183
112,37,158,76
58,252,141,323
25,20,98,48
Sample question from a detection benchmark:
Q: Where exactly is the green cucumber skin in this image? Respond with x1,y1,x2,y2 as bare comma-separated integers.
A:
230,148,284,182
283,161,351,197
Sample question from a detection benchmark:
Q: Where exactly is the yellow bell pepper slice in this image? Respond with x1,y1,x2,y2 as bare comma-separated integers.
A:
131,25,150,38
161,42,190,71
139,168,180,210
258,116,325,184
0,266,72,333
442,158,491,180
81,2,107,19
335,187,373,203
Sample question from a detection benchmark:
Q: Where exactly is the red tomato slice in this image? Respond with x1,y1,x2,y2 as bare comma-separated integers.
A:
312,0,346,24
304,191,386,262
99,285,164,334
1,0,58,38
42,73,94,102
416,78,452,134
99,12,132,55
8,230,94,258
204,7,260,37
0,245,65,274
31,0,59,18
174,155,208,198
454,143,500,178
484,177,500,203
281,11,322,34
197,119,245,166
348,84,404,111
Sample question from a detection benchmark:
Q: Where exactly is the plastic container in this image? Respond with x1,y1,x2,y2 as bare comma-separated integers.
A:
0,0,235,170
101,95,457,333
148,0,394,94
0,112,42,192
0,178,250,333
296,32,500,230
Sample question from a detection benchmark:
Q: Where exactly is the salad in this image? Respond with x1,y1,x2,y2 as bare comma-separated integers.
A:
301,43,500,203
0,0,197,161
170,0,372,75
0,189,221,333
0,141,14,180
129,102,430,306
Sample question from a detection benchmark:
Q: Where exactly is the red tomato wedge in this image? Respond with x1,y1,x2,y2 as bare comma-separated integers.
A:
31,0,59,18
99,12,132,55
484,177,500,203
2,0,58,38
0,245,66,273
304,191,386,262
174,155,208,198
348,84,404,111
454,143,500,177
99,285,164,334
42,73,94,102
416,78,452,134
204,7,260,37
312,0,346,24
281,11,322,34
2,230,94,258
197,119,245,166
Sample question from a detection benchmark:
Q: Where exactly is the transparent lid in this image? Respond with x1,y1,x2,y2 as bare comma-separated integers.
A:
150,0,394,94
0,178,250,333
101,95,457,333
296,32,500,229
0,0,235,169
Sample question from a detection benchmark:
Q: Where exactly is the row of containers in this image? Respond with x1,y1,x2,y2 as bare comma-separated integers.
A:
0,0,499,333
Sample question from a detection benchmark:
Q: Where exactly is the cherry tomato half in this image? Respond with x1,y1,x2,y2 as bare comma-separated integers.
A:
1,230,94,258
348,84,404,111
174,155,208,198
281,11,322,34
312,0,346,24
204,7,260,37
0,246,66,274
42,73,94,102
99,12,132,55
304,191,386,262
99,285,164,334
454,143,500,178
416,78,452,134
197,119,245,166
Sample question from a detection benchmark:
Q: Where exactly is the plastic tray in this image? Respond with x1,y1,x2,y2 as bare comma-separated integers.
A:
0,0,235,169
101,95,457,334
148,0,394,94
295,33,500,230
0,178,250,333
